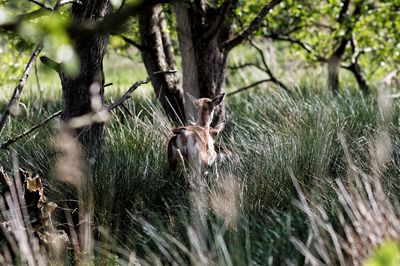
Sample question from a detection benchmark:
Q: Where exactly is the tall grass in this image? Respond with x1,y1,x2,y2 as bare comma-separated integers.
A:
1,78,400,264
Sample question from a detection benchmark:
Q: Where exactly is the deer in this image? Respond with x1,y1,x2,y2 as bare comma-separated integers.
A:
167,93,226,174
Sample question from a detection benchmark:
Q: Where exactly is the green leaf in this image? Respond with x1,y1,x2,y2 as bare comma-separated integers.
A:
366,241,400,266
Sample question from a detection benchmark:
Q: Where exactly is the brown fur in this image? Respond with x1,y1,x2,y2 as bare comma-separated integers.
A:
167,135,178,170
167,94,225,172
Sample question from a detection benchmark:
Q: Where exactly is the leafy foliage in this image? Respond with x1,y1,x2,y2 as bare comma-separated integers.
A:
264,0,399,83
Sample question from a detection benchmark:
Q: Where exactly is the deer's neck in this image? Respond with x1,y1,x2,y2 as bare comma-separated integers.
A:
196,109,214,129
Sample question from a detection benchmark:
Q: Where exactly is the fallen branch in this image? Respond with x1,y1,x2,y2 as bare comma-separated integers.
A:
0,43,43,135
75,70,178,139
1,111,61,150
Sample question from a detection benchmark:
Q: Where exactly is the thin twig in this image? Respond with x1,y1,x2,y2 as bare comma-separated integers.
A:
227,79,273,97
1,111,61,150
0,43,43,135
264,34,315,55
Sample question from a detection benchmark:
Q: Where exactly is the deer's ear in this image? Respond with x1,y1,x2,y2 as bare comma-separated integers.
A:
210,121,226,137
211,93,225,107
186,92,199,106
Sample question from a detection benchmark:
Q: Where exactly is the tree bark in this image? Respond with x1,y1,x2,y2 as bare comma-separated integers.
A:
174,2,233,126
348,63,369,94
195,38,229,126
172,1,279,126
139,4,185,124
328,54,341,95
327,0,362,95
174,2,200,123
60,1,112,150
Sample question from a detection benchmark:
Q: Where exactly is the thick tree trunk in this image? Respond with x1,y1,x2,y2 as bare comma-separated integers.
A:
60,1,111,150
174,2,232,126
139,4,185,124
174,2,200,123
172,1,276,125
195,38,228,126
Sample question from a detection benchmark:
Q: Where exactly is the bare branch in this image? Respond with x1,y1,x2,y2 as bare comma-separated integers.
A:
119,34,146,51
340,36,370,94
119,104,133,117
1,111,61,150
227,79,273,97
0,43,43,135
222,0,281,51
27,0,53,10
228,62,266,72
40,56,61,74
264,34,328,63
349,37,368,65
249,40,289,92
265,34,314,53
107,70,177,112
1,71,177,147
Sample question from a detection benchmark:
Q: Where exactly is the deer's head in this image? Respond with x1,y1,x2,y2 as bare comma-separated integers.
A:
187,93,225,128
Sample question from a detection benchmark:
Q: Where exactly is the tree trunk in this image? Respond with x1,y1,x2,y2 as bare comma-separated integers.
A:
328,55,340,95
139,4,185,124
171,0,276,126
174,2,232,126
60,1,111,150
195,39,229,126
173,2,200,123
